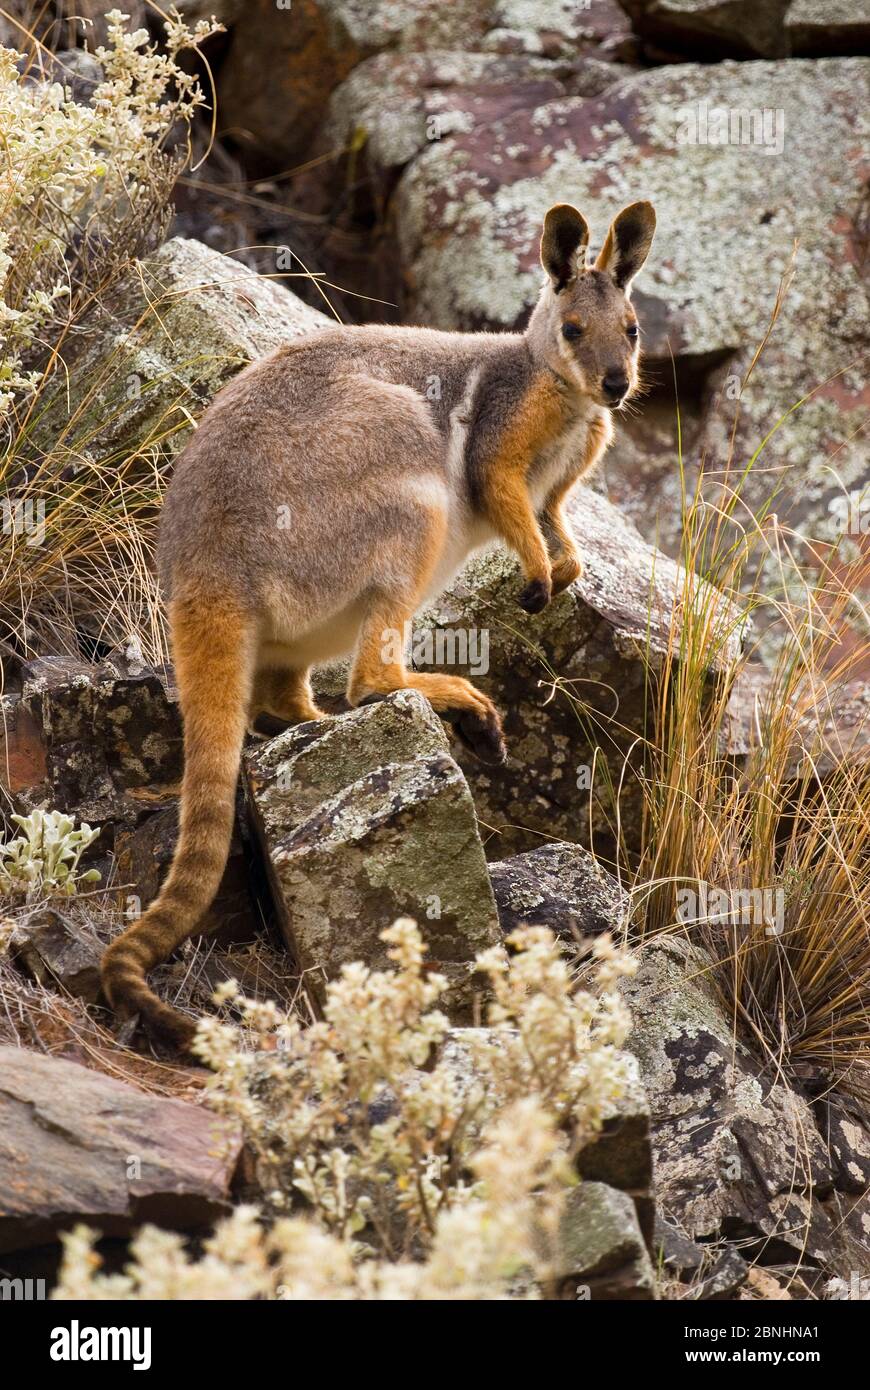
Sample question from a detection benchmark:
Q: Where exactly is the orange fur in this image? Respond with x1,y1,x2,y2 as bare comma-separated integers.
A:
483,372,571,592
101,598,256,1046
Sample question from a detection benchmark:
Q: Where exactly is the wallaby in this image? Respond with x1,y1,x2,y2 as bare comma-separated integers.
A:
101,200,656,1047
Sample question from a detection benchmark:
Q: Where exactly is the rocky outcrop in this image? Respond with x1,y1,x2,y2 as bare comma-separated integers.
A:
216,0,633,169
244,690,502,1020
622,936,870,1274
0,1048,241,1254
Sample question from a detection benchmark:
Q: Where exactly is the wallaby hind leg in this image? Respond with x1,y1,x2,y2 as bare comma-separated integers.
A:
348,593,506,765
250,666,327,726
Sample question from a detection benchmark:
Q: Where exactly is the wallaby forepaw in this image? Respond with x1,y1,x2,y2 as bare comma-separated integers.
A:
551,552,583,595
518,576,552,614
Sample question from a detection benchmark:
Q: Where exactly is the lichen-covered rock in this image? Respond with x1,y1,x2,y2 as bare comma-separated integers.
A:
33,237,329,470
411,485,738,859
398,58,867,348
556,1182,656,1299
440,1026,652,1200
622,936,841,1265
327,0,632,58
815,1096,870,1197
489,840,630,939
217,0,633,170
244,690,501,1019
0,1047,241,1254
323,49,617,201
8,655,182,842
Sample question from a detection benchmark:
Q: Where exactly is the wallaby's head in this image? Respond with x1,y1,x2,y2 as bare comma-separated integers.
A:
529,200,656,410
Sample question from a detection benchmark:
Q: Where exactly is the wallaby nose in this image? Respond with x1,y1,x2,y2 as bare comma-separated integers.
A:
602,372,629,401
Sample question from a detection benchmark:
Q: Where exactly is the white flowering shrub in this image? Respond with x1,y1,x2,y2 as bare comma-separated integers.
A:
0,8,219,416
0,808,100,899
53,921,637,1300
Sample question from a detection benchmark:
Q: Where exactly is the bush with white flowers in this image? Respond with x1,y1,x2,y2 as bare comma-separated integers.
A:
54,920,638,1300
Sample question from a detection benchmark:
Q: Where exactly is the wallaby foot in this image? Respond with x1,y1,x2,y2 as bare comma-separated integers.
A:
350,609,507,765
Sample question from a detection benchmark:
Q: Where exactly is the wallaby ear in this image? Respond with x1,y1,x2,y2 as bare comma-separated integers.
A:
540,204,590,293
594,201,656,292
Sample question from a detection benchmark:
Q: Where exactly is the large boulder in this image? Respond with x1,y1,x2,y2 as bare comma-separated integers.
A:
0,1048,241,1253
244,690,502,1020
216,0,634,169
322,48,617,206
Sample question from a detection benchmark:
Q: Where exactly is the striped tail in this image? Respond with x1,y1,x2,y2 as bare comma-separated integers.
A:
101,598,255,1050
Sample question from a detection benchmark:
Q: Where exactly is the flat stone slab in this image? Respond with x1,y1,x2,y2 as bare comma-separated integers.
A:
0,1048,242,1254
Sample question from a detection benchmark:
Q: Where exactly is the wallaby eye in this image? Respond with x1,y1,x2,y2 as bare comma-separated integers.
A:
626,323,639,341
562,322,583,341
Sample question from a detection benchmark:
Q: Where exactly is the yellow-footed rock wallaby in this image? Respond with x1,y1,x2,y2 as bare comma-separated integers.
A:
102,200,656,1046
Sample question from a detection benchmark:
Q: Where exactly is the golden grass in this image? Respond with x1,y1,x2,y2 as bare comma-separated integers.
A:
624,315,869,1098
